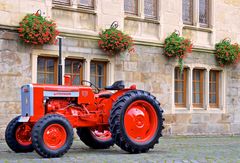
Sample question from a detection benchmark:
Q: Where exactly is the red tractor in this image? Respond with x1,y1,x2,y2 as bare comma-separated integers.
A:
5,40,164,158
5,78,164,158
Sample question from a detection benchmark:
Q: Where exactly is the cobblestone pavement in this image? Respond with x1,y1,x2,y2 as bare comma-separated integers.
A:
0,136,239,163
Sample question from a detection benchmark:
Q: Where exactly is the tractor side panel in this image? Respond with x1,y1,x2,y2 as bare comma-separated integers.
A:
78,87,95,105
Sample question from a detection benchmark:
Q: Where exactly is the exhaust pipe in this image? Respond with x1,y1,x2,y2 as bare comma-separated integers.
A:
57,36,63,85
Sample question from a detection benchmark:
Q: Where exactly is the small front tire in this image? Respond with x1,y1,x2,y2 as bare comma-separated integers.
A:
31,114,73,158
5,116,34,153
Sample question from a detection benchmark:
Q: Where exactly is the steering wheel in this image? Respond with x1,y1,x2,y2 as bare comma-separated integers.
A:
81,80,101,93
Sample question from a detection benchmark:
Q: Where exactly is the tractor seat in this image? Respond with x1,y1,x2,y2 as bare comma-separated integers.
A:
105,80,125,90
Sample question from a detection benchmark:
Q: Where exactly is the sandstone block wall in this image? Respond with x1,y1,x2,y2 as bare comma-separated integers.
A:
0,0,240,139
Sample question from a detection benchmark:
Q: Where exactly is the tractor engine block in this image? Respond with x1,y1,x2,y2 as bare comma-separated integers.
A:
46,99,72,112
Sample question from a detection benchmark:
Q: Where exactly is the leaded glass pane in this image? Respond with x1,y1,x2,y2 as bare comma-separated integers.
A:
199,0,209,26
195,93,200,103
144,0,157,19
98,76,103,88
37,58,44,72
47,59,54,72
211,71,216,81
196,82,200,92
97,64,104,76
37,73,44,84
65,60,71,74
46,73,54,84
178,93,183,103
211,83,216,92
79,0,94,8
210,94,216,103
178,82,183,91
124,0,138,15
175,81,178,91
73,61,80,73
73,75,80,85
90,75,96,85
90,63,96,75
53,0,70,5
182,0,193,24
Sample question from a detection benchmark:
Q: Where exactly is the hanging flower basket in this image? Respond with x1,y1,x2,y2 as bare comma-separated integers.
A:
215,38,240,67
18,10,59,45
98,21,134,55
163,31,192,72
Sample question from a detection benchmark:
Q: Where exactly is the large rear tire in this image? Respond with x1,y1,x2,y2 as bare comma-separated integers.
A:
31,114,73,158
5,116,34,153
109,90,164,153
76,127,114,149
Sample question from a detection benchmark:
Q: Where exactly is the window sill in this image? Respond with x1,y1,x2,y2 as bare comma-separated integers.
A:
52,4,96,14
125,15,160,24
183,25,213,33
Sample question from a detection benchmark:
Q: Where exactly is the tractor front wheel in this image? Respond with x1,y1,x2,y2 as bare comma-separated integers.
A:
76,127,114,149
109,90,164,153
5,116,34,153
31,114,73,158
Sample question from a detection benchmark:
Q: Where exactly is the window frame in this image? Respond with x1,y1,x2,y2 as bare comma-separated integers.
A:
174,68,187,107
64,58,84,86
182,0,211,28
192,69,204,108
37,56,58,84
209,70,220,108
90,61,107,89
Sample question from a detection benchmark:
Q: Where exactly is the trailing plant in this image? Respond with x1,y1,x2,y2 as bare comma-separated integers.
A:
163,31,192,72
215,38,240,67
18,10,59,45
98,21,134,55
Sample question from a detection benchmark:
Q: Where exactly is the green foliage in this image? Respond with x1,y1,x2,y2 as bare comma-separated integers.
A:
215,39,240,66
163,32,192,72
98,27,134,55
18,12,59,45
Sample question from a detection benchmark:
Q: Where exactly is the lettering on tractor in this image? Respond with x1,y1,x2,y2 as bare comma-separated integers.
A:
5,39,164,158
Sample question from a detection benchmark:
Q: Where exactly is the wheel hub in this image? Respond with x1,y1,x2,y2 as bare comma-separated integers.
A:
43,124,67,150
124,100,158,143
15,124,32,146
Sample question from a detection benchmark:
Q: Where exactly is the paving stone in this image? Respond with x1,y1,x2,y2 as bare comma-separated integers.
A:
0,136,239,163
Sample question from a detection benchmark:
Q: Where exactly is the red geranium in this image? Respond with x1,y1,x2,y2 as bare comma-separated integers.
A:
215,39,240,67
98,27,134,55
163,32,192,72
18,12,59,45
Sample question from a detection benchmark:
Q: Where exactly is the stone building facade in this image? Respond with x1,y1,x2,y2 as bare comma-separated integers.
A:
0,0,240,139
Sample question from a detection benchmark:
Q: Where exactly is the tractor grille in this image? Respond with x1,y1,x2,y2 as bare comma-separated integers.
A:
21,84,34,116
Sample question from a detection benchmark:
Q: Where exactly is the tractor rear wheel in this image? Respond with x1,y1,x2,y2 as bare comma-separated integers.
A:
5,116,34,153
31,114,73,158
76,127,114,149
109,90,164,153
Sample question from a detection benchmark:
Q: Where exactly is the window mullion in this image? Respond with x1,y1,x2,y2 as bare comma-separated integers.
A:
188,67,193,110
140,0,144,18
193,0,199,27
205,69,210,110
